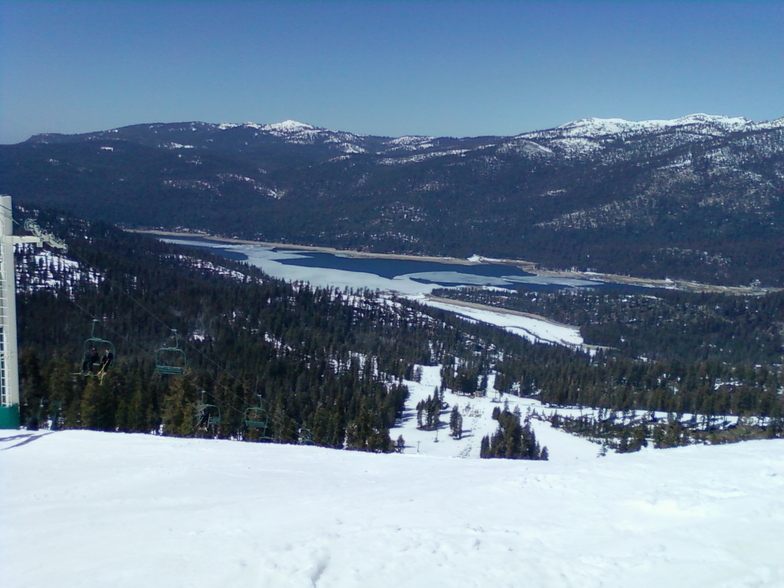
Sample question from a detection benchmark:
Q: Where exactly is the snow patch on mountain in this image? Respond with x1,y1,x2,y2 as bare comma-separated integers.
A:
497,138,553,156
216,122,266,131
335,142,367,154
528,113,773,142
162,142,195,149
14,244,96,293
506,113,784,158
215,120,369,152
381,136,438,152
378,149,470,165
262,119,318,134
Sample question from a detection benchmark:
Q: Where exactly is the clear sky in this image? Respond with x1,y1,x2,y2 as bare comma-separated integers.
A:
1,1,782,144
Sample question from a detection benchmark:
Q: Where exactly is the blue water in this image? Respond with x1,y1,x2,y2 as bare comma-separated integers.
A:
168,236,658,293
277,251,535,280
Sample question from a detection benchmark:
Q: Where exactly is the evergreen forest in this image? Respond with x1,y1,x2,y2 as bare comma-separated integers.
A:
433,286,784,443
14,209,784,456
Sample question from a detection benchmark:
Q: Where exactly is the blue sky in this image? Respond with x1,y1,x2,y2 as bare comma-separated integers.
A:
1,1,782,143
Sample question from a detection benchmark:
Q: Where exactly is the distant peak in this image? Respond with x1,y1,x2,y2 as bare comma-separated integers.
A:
216,120,317,133
556,118,634,134
262,120,318,133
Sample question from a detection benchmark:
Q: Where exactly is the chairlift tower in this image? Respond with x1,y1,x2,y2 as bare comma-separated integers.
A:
0,195,42,428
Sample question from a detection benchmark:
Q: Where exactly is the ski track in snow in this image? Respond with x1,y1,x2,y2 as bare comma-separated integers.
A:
2,367,783,588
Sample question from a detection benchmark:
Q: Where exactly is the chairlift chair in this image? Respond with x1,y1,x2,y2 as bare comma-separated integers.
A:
243,394,272,439
195,391,221,430
244,406,270,430
77,319,115,376
155,329,187,376
297,427,314,445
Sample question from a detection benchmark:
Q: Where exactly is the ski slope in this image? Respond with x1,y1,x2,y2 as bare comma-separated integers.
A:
3,368,783,588
2,433,781,587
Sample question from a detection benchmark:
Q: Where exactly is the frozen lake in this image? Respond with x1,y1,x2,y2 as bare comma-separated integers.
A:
164,236,615,295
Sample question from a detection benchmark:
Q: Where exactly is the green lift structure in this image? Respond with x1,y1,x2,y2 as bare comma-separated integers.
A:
0,195,64,428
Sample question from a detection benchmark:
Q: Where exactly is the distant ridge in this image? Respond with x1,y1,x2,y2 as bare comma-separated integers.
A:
2,113,783,285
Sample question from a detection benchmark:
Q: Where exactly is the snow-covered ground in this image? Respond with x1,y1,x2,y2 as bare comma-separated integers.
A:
3,367,783,588
422,299,584,349
394,366,594,461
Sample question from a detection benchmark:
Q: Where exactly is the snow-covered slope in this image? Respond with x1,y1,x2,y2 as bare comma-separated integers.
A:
514,113,784,158
2,392,782,588
551,113,753,137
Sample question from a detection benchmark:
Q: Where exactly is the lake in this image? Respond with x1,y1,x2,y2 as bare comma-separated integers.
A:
163,236,646,295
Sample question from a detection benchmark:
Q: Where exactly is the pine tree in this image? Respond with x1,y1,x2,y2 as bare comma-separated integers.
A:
80,375,119,431
161,377,198,437
449,404,463,439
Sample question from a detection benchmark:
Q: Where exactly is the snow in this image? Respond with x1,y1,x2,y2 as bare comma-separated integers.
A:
512,114,773,158
162,240,439,295
381,136,437,152
497,138,554,156
395,365,598,460
335,142,367,154
262,120,317,133
550,114,754,138
378,149,470,165
206,120,364,149
2,422,782,587
217,122,266,131
423,299,584,348
14,244,101,293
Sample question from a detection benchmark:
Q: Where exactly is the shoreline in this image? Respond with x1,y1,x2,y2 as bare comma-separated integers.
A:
130,229,778,295
128,229,483,266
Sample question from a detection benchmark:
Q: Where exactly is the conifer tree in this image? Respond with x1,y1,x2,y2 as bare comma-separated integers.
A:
161,377,199,437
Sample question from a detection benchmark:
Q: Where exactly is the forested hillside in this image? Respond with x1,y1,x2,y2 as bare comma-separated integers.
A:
17,209,549,451
15,209,784,453
434,285,784,446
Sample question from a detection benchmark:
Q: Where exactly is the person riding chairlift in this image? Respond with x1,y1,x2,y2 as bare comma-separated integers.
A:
99,348,114,373
82,347,99,374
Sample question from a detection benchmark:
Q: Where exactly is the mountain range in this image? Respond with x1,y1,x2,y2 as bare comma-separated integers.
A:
2,113,783,285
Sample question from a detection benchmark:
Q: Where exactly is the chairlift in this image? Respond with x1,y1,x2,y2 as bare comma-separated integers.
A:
29,398,63,430
297,427,314,445
77,319,115,376
244,406,269,430
195,391,221,431
243,394,272,439
155,329,187,376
